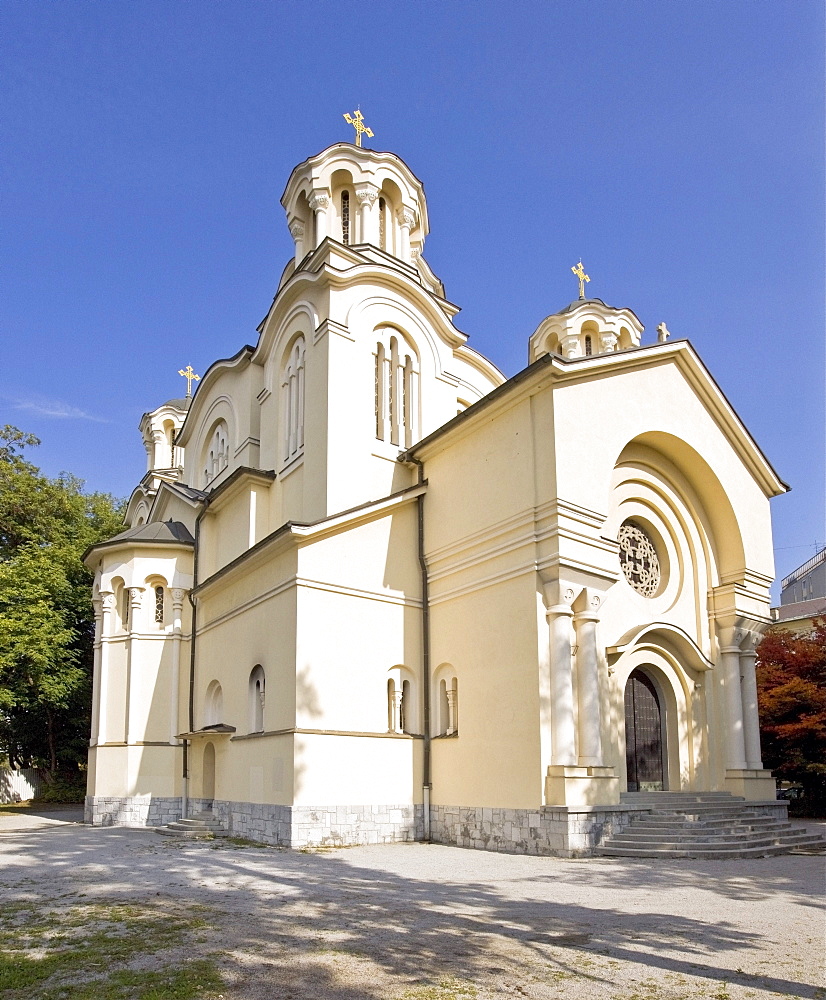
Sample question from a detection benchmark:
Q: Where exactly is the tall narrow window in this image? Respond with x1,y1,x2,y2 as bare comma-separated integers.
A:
154,586,164,624
375,342,386,439
401,679,411,732
341,190,350,245
378,197,386,250
375,329,418,448
249,665,265,732
584,335,593,356
282,338,306,464
122,589,130,630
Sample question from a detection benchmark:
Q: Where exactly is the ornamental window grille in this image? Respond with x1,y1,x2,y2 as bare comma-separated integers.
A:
585,335,593,356
378,197,386,250
341,190,350,245
154,586,164,624
618,521,661,597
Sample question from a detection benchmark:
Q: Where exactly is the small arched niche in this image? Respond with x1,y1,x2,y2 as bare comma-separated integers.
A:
249,665,266,733
204,680,223,727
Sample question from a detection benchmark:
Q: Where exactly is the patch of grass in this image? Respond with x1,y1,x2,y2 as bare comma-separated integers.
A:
37,959,224,1000
399,978,478,1000
0,899,219,999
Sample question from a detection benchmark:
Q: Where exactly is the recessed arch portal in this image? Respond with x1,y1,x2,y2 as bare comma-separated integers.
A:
624,668,666,791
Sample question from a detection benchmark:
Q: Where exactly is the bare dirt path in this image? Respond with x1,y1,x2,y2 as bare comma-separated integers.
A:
0,824,823,999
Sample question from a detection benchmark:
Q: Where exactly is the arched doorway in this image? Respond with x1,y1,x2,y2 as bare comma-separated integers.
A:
202,742,215,801
624,669,665,791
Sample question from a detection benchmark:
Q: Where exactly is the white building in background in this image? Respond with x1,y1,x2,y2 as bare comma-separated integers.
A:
83,139,786,853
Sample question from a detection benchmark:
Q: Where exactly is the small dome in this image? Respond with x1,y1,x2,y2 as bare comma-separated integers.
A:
529,298,644,362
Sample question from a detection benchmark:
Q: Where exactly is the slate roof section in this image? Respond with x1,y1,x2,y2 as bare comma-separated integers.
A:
83,520,195,560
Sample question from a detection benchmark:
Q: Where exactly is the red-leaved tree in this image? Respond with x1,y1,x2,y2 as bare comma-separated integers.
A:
756,617,826,812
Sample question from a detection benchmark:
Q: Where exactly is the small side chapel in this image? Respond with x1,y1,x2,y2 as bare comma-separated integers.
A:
83,129,787,853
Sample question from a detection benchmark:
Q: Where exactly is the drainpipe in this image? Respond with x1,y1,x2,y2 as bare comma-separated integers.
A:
183,502,207,819
409,456,431,841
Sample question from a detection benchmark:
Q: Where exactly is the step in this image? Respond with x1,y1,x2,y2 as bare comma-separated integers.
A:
597,844,798,860
629,821,793,837
605,832,818,851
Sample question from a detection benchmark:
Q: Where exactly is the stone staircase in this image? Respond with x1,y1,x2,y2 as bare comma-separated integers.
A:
155,808,228,840
596,792,826,859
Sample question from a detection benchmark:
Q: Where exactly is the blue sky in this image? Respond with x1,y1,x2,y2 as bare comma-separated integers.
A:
3,0,824,597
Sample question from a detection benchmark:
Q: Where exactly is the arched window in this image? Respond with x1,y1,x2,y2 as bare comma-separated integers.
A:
282,337,306,464
249,665,265,732
437,674,458,736
378,197,386,250
154,586,164,624
203,421,229,487
584,335,593,356
374,329,419,448
341,190,350,245
401,679,411,733
121,588,130,631
387,678,399,732
204,681,223,727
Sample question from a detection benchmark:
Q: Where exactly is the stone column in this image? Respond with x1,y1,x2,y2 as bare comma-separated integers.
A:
308,190,330,248
355,184,379,245
719,626,747,770
397,207,415,263
573,592,603,767
547,587,576,766
599,331,618,353
97,593,114,744
289,219,306,263
169,589,186,745
740,633,763,769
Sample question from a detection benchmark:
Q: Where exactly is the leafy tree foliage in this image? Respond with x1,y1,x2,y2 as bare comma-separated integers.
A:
0,426,124,789
756,617,826,812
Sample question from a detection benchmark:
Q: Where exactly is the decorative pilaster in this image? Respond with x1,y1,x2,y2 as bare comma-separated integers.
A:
98,593,115,744
719,626,747,770
573,590,603,767
308,190,330,248
740,631,763,769
169,589,186,745
124,587,144,744
546,585,576,766
90,596,103,745
355,184,379,245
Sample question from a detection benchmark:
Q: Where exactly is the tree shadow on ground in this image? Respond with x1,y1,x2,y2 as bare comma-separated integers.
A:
0,828,823,999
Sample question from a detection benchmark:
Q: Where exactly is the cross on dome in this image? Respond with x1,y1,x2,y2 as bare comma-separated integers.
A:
178,365,201,398
571,260,591,300
343,108,374,147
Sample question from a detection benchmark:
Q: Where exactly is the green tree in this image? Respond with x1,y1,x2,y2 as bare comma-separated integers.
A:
0,426,124,793
756,617,826,813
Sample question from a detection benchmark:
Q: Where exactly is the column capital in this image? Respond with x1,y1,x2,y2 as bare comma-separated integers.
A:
308,190,330,212
396,206,416,229
288,219,305,240
354,183,379,205
170,588,187,608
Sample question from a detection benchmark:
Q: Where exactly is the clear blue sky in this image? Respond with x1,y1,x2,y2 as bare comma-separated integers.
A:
3,0,824,597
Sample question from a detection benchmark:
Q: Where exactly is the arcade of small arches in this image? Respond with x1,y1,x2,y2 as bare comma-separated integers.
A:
94,579,185,634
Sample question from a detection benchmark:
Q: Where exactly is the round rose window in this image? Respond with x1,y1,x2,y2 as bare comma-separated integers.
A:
618,521,661,597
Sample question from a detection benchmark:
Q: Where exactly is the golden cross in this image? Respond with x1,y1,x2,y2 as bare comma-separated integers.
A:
343,108,374,147
571,260,591,299
178,365,201,397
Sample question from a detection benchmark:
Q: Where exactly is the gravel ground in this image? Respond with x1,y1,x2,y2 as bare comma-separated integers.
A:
0,813,824,999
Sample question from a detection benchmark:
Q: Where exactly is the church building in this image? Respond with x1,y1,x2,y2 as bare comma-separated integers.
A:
83,130,787,854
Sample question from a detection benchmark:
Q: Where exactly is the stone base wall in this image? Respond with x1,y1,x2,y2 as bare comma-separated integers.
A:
430,803,648,856
86,795,423,847
85,795,182,828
